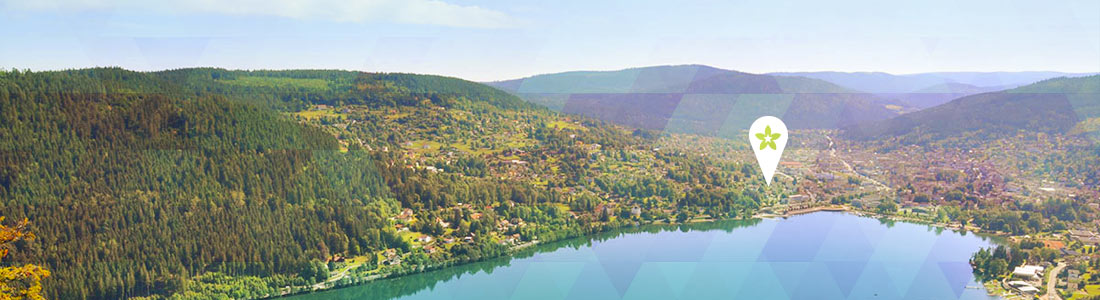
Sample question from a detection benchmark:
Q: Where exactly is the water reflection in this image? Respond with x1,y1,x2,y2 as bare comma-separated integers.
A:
286,212,997,300
289,219,763,300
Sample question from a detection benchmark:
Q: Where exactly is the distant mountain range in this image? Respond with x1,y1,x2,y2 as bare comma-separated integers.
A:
771,71,1095,109
488,65,901,135
488,66,1099,138
844,75,1100,140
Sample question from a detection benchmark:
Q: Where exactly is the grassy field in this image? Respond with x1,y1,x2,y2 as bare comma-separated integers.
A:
407,140,444,153
449,110,470,121
451,143,496,156
505,139,535,149
397,230,421,244
409,138,534,156
1067,284,1100,300
547,120,585,131
219,76,330,90
1071,117,1100,135
384,112,411,120
294,109,342,120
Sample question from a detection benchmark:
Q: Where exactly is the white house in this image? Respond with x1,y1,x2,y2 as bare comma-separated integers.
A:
1012,265,1044,280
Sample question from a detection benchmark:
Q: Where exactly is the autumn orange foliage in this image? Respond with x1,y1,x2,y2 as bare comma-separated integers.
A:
0,217,50,300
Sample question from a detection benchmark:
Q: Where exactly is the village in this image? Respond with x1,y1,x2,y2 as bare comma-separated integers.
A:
293,104,1100,299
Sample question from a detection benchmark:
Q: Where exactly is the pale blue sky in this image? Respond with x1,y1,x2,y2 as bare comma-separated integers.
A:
1,0,1098,81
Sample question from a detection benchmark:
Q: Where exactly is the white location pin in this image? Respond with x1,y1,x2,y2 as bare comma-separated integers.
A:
749,116,788,186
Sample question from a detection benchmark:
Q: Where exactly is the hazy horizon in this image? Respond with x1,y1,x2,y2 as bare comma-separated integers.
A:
4,64,1096,84
2,0,1098,81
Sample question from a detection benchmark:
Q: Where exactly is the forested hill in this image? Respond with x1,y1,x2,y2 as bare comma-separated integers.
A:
0,68,765,299
843,75,1100,143
157,68,532,111
488,65,901,134
0,68,528,299
0,68,404,299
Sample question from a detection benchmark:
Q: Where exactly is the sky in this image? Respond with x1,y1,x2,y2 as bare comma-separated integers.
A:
1,0,1098,81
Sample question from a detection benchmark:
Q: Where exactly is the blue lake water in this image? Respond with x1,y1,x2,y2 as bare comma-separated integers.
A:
287,212,1000,300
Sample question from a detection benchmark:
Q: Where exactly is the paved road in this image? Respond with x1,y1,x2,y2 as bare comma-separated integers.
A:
824,135,888,190
1044,262,1066,300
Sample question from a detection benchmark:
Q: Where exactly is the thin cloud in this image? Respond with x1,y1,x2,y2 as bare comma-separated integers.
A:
4,0,520,29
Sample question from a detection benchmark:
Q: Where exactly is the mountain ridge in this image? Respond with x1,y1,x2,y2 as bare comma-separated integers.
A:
843,75,1100,141
488,65,900,134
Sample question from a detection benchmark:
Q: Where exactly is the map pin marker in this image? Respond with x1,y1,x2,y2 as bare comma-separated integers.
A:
749,116,788,186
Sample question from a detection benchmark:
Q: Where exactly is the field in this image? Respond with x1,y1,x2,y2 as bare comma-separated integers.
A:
219,76,330,90
1069,284,1100,299
293,109,342,120
547,120,585,130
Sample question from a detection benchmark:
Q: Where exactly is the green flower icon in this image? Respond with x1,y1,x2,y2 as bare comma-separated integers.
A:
755,125,781,150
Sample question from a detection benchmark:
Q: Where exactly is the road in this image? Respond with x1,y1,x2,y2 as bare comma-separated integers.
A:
1044,262,1066,300
824,135,888,190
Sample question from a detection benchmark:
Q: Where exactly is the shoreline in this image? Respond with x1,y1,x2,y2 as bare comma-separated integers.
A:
272,213,758,298
270,204,1001,299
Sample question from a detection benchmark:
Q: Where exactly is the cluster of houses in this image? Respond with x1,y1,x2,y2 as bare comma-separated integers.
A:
381,249,402,266
846,146,1012,206
496,218,526,231
1004,230,1100,296
1070,229,1100,245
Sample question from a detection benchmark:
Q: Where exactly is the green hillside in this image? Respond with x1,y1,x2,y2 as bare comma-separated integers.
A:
0,68,768,299
0,68,404,299
158,68,531,111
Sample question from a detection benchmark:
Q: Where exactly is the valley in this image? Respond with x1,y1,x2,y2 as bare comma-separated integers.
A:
0,67,1097,300
2,1,1097,299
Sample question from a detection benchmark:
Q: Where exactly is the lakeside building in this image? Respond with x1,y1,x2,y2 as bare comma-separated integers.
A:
1018,285,1040,295
1012,265,1044,280
1007,280,1040,295
787,194,811,204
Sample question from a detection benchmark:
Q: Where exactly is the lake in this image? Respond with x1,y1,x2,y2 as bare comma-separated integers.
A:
286,212,1000,300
